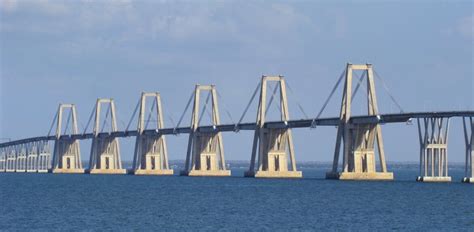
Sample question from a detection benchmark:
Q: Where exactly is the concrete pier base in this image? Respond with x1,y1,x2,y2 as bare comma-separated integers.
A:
38,169,49,173
26,170,37,173
462,177,474,183
180,170,231,177
244,170,302,178
416,176,452,182
90,169,127,174
52,168,85,174
133,169,174,175
326,171,394,181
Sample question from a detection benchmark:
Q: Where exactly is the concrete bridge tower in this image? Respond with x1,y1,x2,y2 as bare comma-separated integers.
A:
89,99,126,174
245,76,302,178
52,104,85,173
463,117,473,183
326,64,393,180
181,85,231,177
132,92,173,175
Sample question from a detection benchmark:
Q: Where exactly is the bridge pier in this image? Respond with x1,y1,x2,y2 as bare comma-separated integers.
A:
416,117,451,182
52,104,85,174
26,142,38,172
326,64,393,180
0,148,5,172
6,148,16,172
89,99,126,174
245,76,302,178
16,145,27,172
132,93,173,175
37,141,51,173
462,117,473,183
181,85,230,177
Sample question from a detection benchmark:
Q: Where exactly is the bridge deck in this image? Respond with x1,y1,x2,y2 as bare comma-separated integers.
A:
0,111,473,148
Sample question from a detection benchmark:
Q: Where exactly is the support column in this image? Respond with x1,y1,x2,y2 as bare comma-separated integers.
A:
26,142,38,172
0,148,5,172
6,147,16,172
16,145,27,172
245,76,302,178
416,117,451,182
52,104,85,174
89,99,126,174
180,85,230,177
462,117,473,183
133,92,173,175
326,63,393,180
38,141,51,173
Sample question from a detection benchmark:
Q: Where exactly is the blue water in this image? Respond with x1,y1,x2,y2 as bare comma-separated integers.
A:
0,163,473,231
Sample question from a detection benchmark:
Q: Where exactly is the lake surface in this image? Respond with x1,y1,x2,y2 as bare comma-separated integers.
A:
0,163,473,231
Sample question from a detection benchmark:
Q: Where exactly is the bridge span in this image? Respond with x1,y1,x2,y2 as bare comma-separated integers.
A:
1,111,472,146
0,63,473,183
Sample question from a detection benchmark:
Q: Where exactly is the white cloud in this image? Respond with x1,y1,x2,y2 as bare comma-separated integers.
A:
0,1,339,65
1,1,313,44
457,15,473,40
9,0,70,15
36,0,70,15
0,0,18,13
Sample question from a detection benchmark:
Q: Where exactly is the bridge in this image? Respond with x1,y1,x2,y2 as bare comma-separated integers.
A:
0,63,473,182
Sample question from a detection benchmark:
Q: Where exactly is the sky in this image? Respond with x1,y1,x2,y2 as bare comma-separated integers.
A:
0,0,473,163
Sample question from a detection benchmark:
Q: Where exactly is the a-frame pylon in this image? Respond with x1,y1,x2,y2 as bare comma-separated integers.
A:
245,76,302,178
132,92,173,175
89,98,126,174
52,104,85,174
180,85,230,177
326,64,393,180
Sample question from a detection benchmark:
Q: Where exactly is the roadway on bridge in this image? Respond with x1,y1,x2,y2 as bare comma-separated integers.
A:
1,110,473,148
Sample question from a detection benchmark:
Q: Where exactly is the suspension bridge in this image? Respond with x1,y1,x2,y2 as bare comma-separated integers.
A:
0,63,472,182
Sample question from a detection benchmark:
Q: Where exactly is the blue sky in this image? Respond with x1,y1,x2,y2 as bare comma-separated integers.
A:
0,0,472,162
